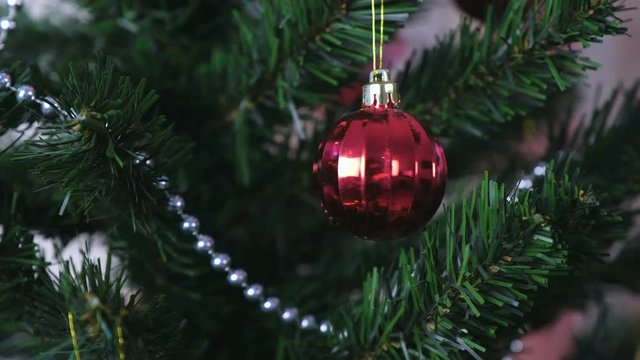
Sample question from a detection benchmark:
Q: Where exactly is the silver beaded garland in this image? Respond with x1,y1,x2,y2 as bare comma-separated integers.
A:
167,195,185,212
227,269,247,286
0,2,334,338
509,339,524,353
0,47,332,333
517,175,534,190
0,18,15,31
132,152,154,168
194,234,214,253
533,162,547,177
300,315,316,330
243,284,263,300
180,215,200,234
211,253,230,270
261,297,280,313
133,152,148,165
40,97,62,119
153,175,170,190
319,321,332,334
6,0,23,9
0,0,20,50
15,85,35,102
0,72,10,89
281,307,298,323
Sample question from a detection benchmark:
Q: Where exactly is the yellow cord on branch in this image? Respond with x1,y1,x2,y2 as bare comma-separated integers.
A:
116,322,126,360
371,0,385,71
371,0,376,70
68,311,82,360
380,0,384,69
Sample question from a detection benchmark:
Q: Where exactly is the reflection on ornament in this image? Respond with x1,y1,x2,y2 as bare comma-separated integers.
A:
313,69,447,240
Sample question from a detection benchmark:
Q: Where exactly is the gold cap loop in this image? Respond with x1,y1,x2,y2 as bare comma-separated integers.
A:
362,69,400,108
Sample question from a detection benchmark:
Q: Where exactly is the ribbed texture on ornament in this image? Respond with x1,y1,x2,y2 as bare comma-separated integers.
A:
314,108,447,239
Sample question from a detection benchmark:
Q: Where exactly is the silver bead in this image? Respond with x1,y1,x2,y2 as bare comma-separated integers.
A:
319,320,332,334
300,315,317,330
167,195,185,212
194,234,214,253
40,97,62,119
6,0,23,9
517,175,533,190
281,307,298,323
0,18,15,31
261,297,279,313
133,153,154,168
133,152,148,165
211,253,230,270
180,215,199,234
533,162,547,177
153,175,170,190
243,284,263,300
510,339,524,353
227,269,247,286
15,85,35,102
0,72,11,89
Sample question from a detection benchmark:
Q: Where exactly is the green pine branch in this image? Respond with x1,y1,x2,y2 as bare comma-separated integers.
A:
0,154,97,241
567,81,640,208
12,59,191,220
523,83,640,340
325,165,622,359
398,0,627,137
6,58,214,283
0,225,186,359
210,0,417,117
3,58,286,359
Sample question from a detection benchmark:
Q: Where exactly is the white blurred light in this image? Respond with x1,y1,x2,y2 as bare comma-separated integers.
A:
510,339,524,353
517,177,533,190
533,163,547,177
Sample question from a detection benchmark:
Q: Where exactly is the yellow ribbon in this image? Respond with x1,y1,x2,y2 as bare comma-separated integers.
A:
371,0,385,70
116,322,126,360
68,311,82,360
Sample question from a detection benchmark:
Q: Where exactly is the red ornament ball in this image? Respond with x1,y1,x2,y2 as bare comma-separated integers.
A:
314,73,447,240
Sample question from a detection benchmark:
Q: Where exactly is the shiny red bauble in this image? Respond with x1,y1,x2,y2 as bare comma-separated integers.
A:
314,105,447,240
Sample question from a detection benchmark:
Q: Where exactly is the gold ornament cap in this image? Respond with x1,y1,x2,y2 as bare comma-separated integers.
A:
362,69,400,108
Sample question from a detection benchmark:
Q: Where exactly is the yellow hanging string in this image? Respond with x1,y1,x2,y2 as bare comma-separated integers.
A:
371,0,376,71
379,0,384,69
371,0,385,71
67,311,82,360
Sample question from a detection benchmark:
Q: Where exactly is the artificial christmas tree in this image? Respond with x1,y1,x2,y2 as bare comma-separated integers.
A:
0,0,638,359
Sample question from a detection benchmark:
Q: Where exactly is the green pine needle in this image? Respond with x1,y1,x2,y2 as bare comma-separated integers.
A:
398,0,627,137
329,165,622,359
